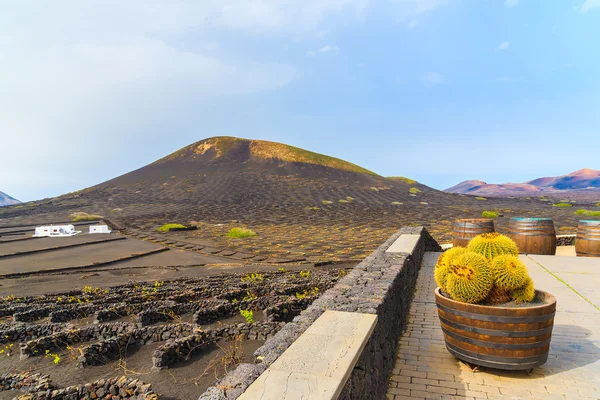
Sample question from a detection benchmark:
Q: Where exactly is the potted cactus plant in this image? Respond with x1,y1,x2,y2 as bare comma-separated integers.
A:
434,233,556,371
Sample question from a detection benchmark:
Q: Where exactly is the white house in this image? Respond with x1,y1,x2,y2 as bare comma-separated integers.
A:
89,225,111,234
33,225,82,237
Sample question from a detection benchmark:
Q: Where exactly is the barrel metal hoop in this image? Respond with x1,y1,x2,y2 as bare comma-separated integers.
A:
445,342,548,370
438,316,554,338
441,327,551,350
507,232,556,237
436,303,555,323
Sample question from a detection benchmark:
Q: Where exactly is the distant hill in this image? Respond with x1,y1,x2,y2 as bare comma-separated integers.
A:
0,136,467,223
90,136,437,208
445,169,600,200
0,191,20,207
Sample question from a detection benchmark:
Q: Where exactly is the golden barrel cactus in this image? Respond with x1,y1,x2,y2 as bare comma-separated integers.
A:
511,277,536,303
434,247,469,291
490,254,530,291
467,232,519,261
445,251,493,304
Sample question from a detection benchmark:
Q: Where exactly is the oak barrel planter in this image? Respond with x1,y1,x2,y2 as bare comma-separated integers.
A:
452,219,495,248
435,288,556,370
508,218,557,255
575,220,600,257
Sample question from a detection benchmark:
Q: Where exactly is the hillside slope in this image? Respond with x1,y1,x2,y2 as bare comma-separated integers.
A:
0,191,20,207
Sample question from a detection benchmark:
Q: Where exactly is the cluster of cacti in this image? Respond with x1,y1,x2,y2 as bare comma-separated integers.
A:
435,233,536,304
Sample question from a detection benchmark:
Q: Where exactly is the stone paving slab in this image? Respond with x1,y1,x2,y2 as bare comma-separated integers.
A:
386,234,421,254
387,252,600,400
240,310,377,400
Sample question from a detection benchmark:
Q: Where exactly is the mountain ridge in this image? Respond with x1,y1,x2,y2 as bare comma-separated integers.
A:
445,169,600,200
0,191,20,207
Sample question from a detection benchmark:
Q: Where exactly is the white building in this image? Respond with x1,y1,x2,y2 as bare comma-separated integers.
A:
33,225,82,237
89,225,111,234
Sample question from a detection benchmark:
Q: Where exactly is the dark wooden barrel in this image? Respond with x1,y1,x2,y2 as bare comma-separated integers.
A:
435,288,556,370
452,219,495,247
508,218,556,255
575,220,600,257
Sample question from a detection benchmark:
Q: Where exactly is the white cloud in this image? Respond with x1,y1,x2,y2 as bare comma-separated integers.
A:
4,1,376,200
307,45,340,56
580,0,600,12
391,0,448,15
423,72,444,87
319,45,341,53
505,0,519,7
407,19,419,29
497,41,510,50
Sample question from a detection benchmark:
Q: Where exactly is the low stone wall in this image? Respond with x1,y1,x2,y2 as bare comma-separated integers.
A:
557,234,575,246
13,307,52,323
77,323,197,367
199,226,440,399
20,322,138,358
0,372,54,394
153,321,283,370
49,304,98,323
0,373,156,399
0,323,68,344
264,296,312,323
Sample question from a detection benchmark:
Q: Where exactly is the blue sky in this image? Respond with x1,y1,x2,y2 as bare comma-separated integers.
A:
1,0,599,201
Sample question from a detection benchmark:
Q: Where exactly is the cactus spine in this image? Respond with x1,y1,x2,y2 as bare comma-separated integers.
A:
467,233,519,261
434,247,469,291
510,277,536,303
445,252,493,304
490,255,530,291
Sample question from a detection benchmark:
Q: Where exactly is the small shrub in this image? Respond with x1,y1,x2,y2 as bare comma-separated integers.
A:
227,228,257,238
391,202,403,205
596,202,600,207
295,287,319,299
345,196,354,201
239,309,254,324
552,203,572,207
321,200,333,205
242,291,257,301
70,212,103,222
338,199,349,204
157,223,186,232
482,211,498,218
475,197,487,201
576,210,600,217
299,270,311,279
45,350,61,365
241,273,264,283
409,187,421,194
305,206,320,211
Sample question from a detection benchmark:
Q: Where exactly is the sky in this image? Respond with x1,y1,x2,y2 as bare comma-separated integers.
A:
1,0,599,202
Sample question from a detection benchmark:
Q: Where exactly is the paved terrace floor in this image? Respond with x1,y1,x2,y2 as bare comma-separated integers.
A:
387,252,600,400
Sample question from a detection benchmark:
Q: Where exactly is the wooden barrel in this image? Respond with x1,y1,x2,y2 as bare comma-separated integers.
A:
575,220,600,257
435,288,556,370
452,219,495,247
508,218,556,255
